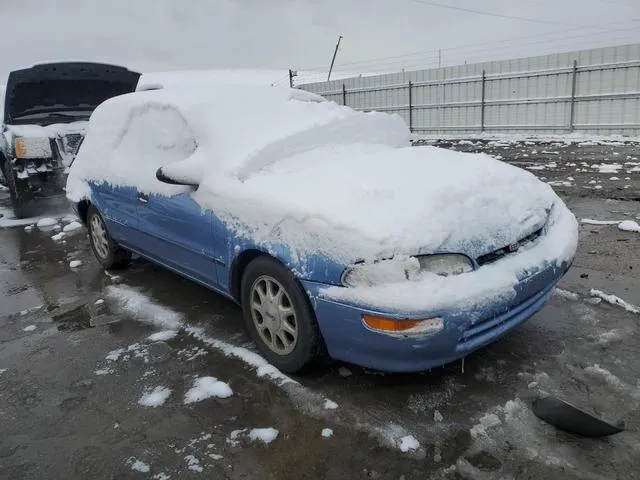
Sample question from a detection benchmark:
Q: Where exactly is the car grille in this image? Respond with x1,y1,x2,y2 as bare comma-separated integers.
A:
476,227,543,267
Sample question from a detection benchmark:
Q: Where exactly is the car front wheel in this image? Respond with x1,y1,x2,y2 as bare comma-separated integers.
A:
241,256,324,373
87,204,131,269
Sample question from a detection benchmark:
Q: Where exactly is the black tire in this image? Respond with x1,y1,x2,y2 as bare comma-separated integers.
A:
4,161,30,219
241,255,324,373
86,204,131,270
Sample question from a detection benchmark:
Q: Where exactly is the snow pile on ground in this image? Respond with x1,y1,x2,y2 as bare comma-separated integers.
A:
126,458,150,473
22,325,37,332
398,435,420,452
590,289,640,314
581,218,623,225
69,260,82,268
227,427,279,445
591,163,622,174
51,232,66,242
148,330,179,341
323,399,339,410
321,428,333,438
618,220,640,233
62,221,83,233
36,217,58,228
184,376,233,404
465,398,580,474
138,386,172,407
184,455,203,472
105,285,184,329
414,132,640,144
248,427,279,444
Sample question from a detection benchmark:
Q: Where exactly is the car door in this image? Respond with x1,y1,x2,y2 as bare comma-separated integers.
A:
91,183,143,247
138,191,219,288
121,104,219,288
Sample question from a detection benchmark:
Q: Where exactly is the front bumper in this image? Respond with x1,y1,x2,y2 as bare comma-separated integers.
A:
302,261,570,373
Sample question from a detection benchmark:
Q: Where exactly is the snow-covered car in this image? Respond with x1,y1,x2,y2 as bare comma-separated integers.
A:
0,62,140,218
66,85,578,373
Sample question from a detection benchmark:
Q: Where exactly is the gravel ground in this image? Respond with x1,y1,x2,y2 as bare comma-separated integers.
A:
1,140,640,479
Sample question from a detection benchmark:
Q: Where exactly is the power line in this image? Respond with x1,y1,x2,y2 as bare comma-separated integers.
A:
408,0,635,31
299,18,640,72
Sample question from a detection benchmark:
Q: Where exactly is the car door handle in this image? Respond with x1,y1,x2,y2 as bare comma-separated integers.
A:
137,192,149,204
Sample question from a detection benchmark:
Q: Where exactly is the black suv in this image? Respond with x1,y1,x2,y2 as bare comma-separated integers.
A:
0,62,140,218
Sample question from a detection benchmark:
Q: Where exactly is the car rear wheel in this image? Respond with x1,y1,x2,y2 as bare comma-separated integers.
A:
241,256,324,373
87,204,131,269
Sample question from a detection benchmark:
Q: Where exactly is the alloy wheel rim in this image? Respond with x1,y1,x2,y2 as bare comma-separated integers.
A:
249,275,298,355
90,215,110,260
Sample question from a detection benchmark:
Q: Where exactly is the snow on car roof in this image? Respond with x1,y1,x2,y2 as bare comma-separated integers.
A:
67,84,576,274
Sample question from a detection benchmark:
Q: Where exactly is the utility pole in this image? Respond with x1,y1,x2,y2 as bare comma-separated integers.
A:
327,35,343,82
438,49,442,69
288,69,297,88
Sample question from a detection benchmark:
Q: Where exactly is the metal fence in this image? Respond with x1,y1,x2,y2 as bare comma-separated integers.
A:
299,43,640,136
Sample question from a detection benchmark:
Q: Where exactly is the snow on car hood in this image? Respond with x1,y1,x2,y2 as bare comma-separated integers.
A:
194,143,557,263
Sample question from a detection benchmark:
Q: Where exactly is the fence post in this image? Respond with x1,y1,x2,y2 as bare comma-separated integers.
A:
569,60,578,132
480,70,486,133
342,84,347,106
408,81,413,133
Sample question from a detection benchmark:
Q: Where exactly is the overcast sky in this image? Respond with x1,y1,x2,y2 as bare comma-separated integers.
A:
1,0,639,80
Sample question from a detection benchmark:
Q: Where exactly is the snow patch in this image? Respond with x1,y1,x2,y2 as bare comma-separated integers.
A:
248,427,279,444
36,217,58,228
553,288,579,300
184,455,203,473
126,458,150,473
148,330,179,342
470,413,502,438
323,399,339,410
94,368,114,376
139,386,172,407
584,364,637,397
580,218,623,225
69,260,83,268
184,376,233,404
22,325,37,332
398,435,420,452
62,221,83,233
321,428,334,438
51,232,66,242
105,285,184,329
618,220,640,233
590,289,640,314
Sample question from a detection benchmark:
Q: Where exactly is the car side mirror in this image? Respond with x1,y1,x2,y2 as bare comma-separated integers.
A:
155,167,199,187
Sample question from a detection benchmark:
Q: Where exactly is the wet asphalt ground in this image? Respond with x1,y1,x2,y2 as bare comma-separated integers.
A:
1,140,640,479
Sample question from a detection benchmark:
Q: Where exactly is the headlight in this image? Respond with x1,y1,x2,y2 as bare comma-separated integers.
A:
14,137,52,159
416,254,474,277
341,254,473,287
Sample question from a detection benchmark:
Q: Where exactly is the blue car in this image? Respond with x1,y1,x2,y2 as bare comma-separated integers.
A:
67,84,579,373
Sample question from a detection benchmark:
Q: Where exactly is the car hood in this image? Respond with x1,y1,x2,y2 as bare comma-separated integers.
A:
4,62,140,125
196,144,557,264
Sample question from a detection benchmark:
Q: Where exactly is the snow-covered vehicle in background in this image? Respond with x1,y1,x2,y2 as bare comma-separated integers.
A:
66,84,579,373
0,62,140,218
